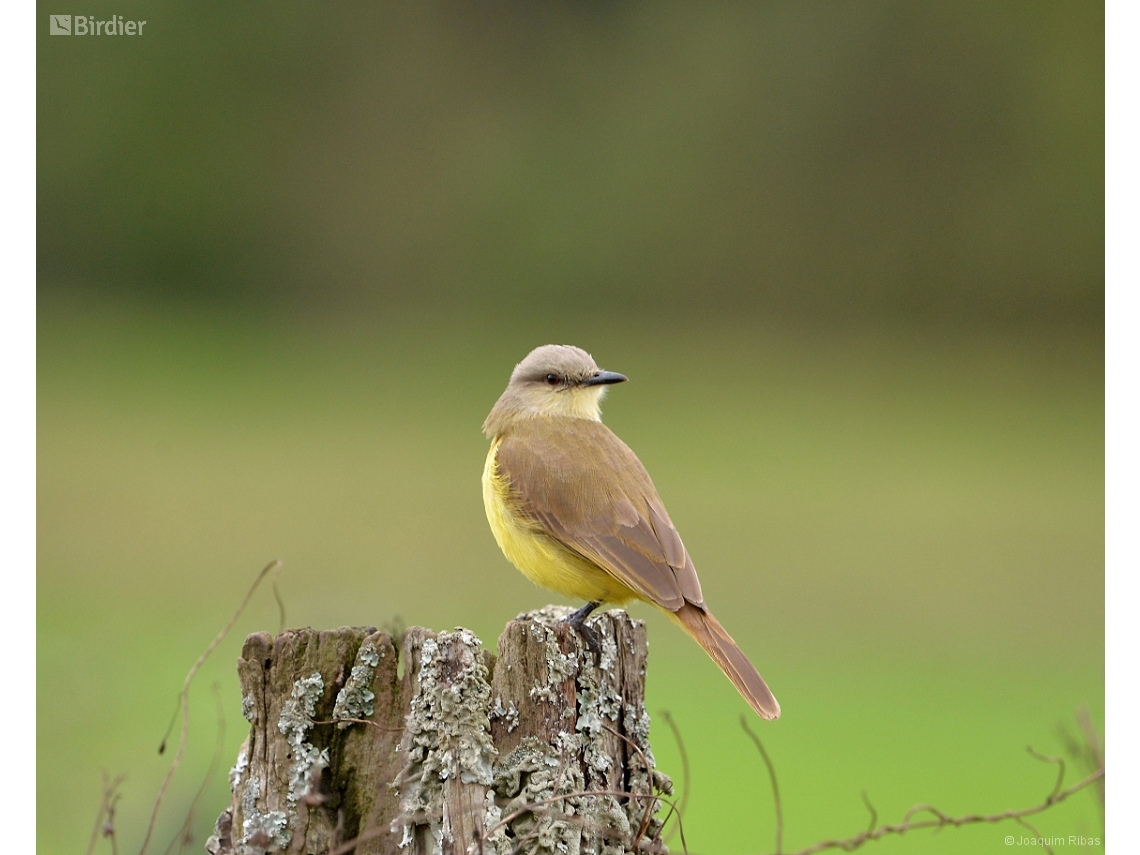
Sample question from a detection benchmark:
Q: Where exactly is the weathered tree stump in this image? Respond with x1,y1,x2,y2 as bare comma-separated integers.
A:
206,606,672,855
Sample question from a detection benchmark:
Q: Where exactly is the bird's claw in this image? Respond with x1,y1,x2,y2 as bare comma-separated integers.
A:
563,601,602,659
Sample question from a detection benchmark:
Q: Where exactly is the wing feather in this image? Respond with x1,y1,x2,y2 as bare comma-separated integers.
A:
496,419,705,611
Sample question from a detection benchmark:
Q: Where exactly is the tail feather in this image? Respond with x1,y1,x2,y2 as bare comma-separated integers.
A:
670,604,781,720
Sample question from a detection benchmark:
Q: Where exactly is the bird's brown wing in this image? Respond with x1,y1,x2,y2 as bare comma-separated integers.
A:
495,418,705,611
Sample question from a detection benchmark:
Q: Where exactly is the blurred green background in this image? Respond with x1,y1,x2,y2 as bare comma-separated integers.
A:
38,3,1103,854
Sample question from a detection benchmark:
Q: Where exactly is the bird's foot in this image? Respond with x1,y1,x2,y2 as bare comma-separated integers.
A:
563,601,602,658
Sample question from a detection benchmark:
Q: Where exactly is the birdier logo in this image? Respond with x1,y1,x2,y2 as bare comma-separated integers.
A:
50,14,147,35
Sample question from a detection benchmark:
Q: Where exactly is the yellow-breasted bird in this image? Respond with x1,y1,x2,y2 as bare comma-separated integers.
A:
482,344,780,720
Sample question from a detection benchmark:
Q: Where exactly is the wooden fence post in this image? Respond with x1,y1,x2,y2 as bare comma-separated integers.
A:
206,606,673,855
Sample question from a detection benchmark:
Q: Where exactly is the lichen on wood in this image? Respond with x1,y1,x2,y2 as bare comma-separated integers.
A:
207,608,671,855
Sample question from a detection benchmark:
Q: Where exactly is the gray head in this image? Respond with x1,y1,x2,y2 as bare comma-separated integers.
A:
483,345,628,436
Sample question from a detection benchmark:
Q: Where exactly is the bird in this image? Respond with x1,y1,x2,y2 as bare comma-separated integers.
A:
481,344,780,720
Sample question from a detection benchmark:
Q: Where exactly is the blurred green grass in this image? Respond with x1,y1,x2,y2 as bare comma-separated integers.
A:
38,290,1102,854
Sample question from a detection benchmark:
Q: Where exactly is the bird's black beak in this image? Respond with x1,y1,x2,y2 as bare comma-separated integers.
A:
583,370,628,387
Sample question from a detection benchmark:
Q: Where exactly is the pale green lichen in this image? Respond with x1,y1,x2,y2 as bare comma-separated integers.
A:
240,776,290,852
528,643,579,710
278,672,330,803
493,737,586,855
390,613,669,855
235,671,329,853
278,672,323,745
394,630,497,854
332,640,380,727
481,789,512,855
229,744,249,792
495,608,672,855
490,696,520,732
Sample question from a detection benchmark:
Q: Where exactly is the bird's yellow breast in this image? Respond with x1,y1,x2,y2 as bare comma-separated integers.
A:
482,438,635,605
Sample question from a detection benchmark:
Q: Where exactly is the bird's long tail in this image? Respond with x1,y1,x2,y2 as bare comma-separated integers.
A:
669,604,781,720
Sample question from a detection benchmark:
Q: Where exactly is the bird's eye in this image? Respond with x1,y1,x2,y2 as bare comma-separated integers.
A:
545,373,560,386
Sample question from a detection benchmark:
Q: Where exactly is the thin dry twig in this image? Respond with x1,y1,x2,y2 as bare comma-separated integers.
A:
1014,815,1054,855
1025,745,1066,801
741,715,783,855
599,721,664,849
502,746,578,855
87,774,125,855
737,710,1105,855
327,787,682,855
140,559,283,855
325,823,390,855
309,716,404,732
163,684,228,855
479,789,682,855
1058,705,1105,820
272,569,287,635
659,710,690,845
1076,708,1104,777
775,766,1104,855
859,791,877,835
106,789,122,855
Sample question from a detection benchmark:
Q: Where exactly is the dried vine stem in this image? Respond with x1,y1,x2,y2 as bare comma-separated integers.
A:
1058,705,1105,818
163,684,228,855
659,710,691,845
742,716,1105,855
476,789,683,853
740,716,783,854
140,559,283,855
86,773,125,855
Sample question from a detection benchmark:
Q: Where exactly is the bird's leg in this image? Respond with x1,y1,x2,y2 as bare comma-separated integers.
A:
563,601,602,658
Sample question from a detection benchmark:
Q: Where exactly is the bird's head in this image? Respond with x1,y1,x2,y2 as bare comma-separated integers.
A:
483,344,627,437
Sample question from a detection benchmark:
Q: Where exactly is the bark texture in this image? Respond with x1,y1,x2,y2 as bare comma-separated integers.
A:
206,606,672,855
